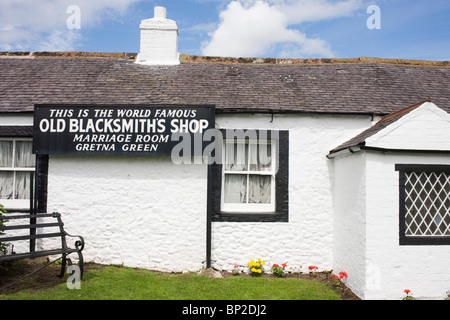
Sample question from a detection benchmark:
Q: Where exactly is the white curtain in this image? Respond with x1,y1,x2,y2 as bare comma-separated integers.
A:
15,172,31,199
15,141,35,167
224,174,247,203
248,175,271,204
0,141,34,200
224,141,272,204
0,172,13,199
249,142,271,171
0,141,13,167
225,142,247,171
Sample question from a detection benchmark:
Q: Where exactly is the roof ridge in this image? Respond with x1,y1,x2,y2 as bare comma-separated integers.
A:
180,54,450,67
379,98,432,123
328,98,437,155
0,51,137,60
0,52,449,67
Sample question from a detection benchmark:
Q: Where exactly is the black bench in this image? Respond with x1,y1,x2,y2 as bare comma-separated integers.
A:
0,212,84,280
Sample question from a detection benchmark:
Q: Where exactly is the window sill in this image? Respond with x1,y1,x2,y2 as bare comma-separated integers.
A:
211,211,288,223
400,236,450,246
0,200,32,211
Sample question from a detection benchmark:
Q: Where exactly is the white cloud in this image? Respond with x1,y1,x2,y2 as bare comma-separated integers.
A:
201,0,365,58
38,30,82,52
0,0,141,51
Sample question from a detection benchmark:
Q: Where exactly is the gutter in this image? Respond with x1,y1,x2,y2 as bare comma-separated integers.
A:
327,145,450,159
326,146,361,159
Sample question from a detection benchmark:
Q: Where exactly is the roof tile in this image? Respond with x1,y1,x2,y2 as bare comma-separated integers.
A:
0,54,448,115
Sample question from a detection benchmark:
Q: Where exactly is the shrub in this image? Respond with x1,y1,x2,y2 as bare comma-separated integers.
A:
308,265,318,276
246,258,265,277
402,289,416,300
0,204,9,255
271,263,287,278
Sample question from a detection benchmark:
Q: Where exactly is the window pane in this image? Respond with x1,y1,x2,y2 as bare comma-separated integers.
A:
249,175,271,204
225,142,248,171
404,171,450,237
0,141,13,167
224,174,247,203
15,141,35,168
249,143,272,172
0,171,14,199
15,171,32,199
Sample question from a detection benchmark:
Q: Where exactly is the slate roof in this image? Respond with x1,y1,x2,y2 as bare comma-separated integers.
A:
0,53,449,115
328,98,433,155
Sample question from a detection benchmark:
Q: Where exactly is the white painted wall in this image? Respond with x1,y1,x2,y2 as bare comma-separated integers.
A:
332,152,367,299
334,151,450,300
45,155,207,272
366,102,450,151
333,102,450,300
212,113,371,271
4,109,449,299
41,113,371,274
365,152,450,300
0,113,34,126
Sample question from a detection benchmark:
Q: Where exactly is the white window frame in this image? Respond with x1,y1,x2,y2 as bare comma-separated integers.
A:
0,138,35,209
220,138,277,213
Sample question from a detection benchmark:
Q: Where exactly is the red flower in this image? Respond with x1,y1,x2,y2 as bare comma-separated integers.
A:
339,271,348,279
404,289,411,294
272,264,279,268
308,265,318,270
282,263,287,268
332,274,339,279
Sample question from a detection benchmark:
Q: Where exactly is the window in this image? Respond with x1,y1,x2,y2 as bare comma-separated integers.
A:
222,139,276,213
396,164,450,245
0,139,35,209
209,129,288,222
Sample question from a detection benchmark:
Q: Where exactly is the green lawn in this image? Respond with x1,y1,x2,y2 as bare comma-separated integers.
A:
0,265,341,300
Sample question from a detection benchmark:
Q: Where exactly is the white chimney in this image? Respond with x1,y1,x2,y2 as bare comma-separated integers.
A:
135,6,180,66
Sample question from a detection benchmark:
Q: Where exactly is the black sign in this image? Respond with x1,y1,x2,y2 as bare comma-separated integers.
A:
33,105,215,156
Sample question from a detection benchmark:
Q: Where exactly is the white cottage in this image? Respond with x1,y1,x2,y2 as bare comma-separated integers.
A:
0,7,449,300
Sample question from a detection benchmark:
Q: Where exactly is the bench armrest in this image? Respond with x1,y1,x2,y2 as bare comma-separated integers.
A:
64,232,85,252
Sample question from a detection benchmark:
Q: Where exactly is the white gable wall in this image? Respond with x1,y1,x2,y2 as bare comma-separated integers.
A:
366,102,450,150
333,102,450,299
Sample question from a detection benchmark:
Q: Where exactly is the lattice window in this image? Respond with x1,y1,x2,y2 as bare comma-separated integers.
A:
404,171,450,236
397,164,450,245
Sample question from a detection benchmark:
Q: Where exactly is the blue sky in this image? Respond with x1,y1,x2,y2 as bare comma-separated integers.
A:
0,0,449,61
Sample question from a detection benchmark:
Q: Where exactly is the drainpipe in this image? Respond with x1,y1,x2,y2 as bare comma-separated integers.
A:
206,156,213,268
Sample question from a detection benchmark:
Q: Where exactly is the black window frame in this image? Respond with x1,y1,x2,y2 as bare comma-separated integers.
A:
208,129,289,223
396,164,450,245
